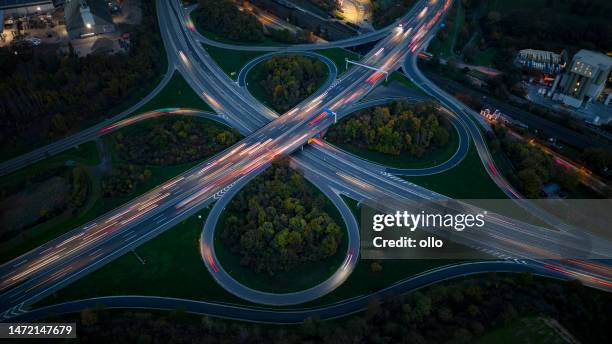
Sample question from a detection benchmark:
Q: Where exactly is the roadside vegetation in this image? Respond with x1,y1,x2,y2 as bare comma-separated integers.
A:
488,125,583,198
50,274,610,344
371,0,417,28
247,54,328,112
193,0,311,44
0,143,100,264
193,0,265,42
0,0,165,162
111,117,240,167
217,159,346,291
0,74,234,264
327,101,457,168
202,44,269,79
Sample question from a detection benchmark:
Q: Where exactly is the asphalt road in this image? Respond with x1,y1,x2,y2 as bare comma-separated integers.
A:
2,0,611,322
0,0,450,316
8,261,568,323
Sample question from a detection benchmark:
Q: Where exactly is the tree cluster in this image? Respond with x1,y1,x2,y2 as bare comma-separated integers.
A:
255,55,327,113
371,0,417,28
112,118,240,166
491,126,579,198
101,165,152,198
480,1,611,53
327,101,451,157
70,274,610,344
0,0,164,155
221,160,343,275
0,165,90,238
194,0,265,42
581,148,612,176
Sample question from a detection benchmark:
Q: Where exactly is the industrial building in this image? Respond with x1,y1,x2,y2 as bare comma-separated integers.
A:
551,50,612,109
64,0,114,39
516,49,567,75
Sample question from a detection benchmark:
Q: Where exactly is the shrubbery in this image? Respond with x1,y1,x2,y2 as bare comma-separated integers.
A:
254,55,327,112
221,160,343,275
112,117,240,166
327,101,451,157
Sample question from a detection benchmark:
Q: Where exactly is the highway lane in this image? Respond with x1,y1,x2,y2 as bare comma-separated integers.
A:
9,261,568,323
3,0,611,319
0,0,451,315
292,145,612,289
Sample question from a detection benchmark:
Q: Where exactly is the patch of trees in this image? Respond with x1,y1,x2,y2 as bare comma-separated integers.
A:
0,165,91,239
194,0,265,42
490,126,579,198
221,159,343,275
101,165,152,198
581,148,612,177
111,118,240,166
69,273,610,344
371,0,416,28
255,55,326,112
327,101,451,157
0,0,164,155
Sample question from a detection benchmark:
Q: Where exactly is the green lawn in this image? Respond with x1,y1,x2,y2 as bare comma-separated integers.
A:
328,119,459,169
203,44,270,80
37,210,245,307
428,1,463,58
471,47,496,67
246,55,329,113
133,71,212,113
0,142,101,264
214,179,349,293
316,48,361,75
404,143,508,199
382,71,424,92
476,317,569,344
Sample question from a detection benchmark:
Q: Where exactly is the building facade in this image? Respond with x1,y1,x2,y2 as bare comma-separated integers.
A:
516,49,567,75
551,50,612,108
64,0,114,39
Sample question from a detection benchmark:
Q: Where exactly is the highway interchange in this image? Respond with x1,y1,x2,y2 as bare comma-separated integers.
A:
1,0,611,321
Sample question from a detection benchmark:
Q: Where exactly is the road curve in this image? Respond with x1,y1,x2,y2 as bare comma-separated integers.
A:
200,162,360,306
11,261,567,323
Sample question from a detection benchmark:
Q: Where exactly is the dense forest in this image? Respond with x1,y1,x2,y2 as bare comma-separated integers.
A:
111,117,240,166
101,164,152,198
479,0,611,53
255,55,327,112
490,126,579,198
67,273,611,343
221,160,343,275
327,101,451,157
0,1,164,158
194,0,265,42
